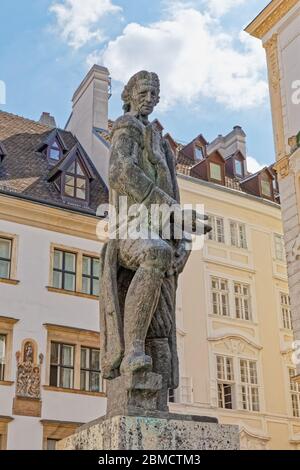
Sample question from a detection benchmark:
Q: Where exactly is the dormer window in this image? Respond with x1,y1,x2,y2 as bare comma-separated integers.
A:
64,160,87,200
210,162,222,181
49,140,61,161
195,146,204,161
261,176,272,198
235,159,244,177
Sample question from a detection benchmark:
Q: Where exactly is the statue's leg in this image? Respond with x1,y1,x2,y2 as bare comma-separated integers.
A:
119,240,172,374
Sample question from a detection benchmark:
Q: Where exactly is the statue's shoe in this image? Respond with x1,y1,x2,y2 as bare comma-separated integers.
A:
120,353,152,375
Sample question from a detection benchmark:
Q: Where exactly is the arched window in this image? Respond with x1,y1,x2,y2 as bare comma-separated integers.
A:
64,159,87,200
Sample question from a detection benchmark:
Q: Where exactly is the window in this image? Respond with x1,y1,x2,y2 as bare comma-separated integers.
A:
289,368,300,418
281,293,292,330
195,146,204,161
82,256,100,297
0,238,11,279
80,347,101,392
0,334,6,381
50,245,100,298
234,283,252,321
50,342,74,389
64,160,87,200
235,159,244,177
210,163,222,181
211,277,229,317
274,234,285,261
53,250,76,292
45,324,101,395
49,140,61,161
230,221,247,249
207,215,225,243
168,389,176,403
240,360,259,412
217,356,234,409
261,175,272,198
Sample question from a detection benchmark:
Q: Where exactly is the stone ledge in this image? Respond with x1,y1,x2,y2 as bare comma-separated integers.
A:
57,415,239,450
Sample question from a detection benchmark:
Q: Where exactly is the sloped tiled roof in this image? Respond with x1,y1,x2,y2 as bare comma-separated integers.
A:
0,111,108,214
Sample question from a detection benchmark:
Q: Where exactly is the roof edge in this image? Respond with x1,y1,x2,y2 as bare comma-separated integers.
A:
245,0,299,39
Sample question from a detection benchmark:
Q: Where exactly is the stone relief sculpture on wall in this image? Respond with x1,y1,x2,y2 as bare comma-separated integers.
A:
16,341,43,400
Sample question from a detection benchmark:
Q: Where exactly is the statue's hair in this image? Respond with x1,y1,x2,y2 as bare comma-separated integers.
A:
121,71,160,113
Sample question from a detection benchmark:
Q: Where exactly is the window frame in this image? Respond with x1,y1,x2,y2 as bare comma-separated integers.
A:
80,346,101,393
49,244,100,299
216,355,235,410
41,420,83,450
234,159,244,177
280,293,292,330
47,139,63,162
0,232,18,282
211,277,230,317
288,368,300,418
44,324,103,396
239,359,260,412
50,341,75,389
234,282,252,321
0,316,18,384
207,215,225,244
209,162,222,182
63,159,89,202
230,220,248,250
82,256,100,297
53,249,77,292
274,233,286,262
0,334,7,381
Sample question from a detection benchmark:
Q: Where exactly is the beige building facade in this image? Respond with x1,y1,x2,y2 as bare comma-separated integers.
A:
175,174,298,449
246,0,300,381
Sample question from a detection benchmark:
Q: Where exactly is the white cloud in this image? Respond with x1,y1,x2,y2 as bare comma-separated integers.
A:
204,0,248,16
90,7,267,111
247,156,265,174
50,0,122,49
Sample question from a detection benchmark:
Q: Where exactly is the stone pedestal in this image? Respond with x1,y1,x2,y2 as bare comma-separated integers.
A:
57,414,239,450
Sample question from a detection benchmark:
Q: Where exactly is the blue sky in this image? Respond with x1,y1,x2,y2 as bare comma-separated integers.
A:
0,0,272,170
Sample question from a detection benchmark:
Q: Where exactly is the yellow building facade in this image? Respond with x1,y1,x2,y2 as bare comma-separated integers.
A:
170,174,299,450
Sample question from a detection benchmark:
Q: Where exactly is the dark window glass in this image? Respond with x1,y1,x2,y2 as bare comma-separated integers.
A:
50,342,74,389
53,250,76,292
80,347,101,392
82,256,100,296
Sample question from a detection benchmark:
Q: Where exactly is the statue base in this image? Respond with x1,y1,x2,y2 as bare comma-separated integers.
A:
56,414,239,450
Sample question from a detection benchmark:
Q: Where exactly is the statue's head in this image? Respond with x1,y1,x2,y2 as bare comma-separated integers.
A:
121,71,160,117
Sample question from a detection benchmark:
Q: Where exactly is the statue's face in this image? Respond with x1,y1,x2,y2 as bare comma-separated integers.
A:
131,79,159,117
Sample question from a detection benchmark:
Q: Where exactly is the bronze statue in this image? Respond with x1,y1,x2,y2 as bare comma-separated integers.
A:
100,71,210,412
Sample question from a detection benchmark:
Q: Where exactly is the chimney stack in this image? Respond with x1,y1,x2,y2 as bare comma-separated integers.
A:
39,112,56,128
66,65,111,185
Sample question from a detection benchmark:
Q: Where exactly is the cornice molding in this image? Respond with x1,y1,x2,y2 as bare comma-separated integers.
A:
0,193,107,242
245,0,299,39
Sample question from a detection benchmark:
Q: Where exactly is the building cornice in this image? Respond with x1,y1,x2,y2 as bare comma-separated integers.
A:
0,193,107,242
245,0,299,39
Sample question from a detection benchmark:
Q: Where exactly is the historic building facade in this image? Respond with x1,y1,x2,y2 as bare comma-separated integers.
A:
0,65,297,449
246,0,300,382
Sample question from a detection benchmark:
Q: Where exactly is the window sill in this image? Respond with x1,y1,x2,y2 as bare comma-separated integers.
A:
46,286,99,300
43,385,106,397
0,278,20,286
209,314,258,327
0,380,14,386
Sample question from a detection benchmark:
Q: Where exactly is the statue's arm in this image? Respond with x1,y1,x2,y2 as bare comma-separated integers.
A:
110,130,178,207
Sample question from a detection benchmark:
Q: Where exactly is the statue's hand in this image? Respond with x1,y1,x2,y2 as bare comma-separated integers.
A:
173,208,211,236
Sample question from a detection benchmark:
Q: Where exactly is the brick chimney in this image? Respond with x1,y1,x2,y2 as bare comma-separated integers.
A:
66,65,111,185
39,112,56,128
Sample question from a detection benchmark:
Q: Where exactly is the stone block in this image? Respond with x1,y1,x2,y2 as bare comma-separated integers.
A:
57,415,239,450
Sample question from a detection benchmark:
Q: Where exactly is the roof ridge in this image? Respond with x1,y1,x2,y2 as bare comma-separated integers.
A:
0,110,67,134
